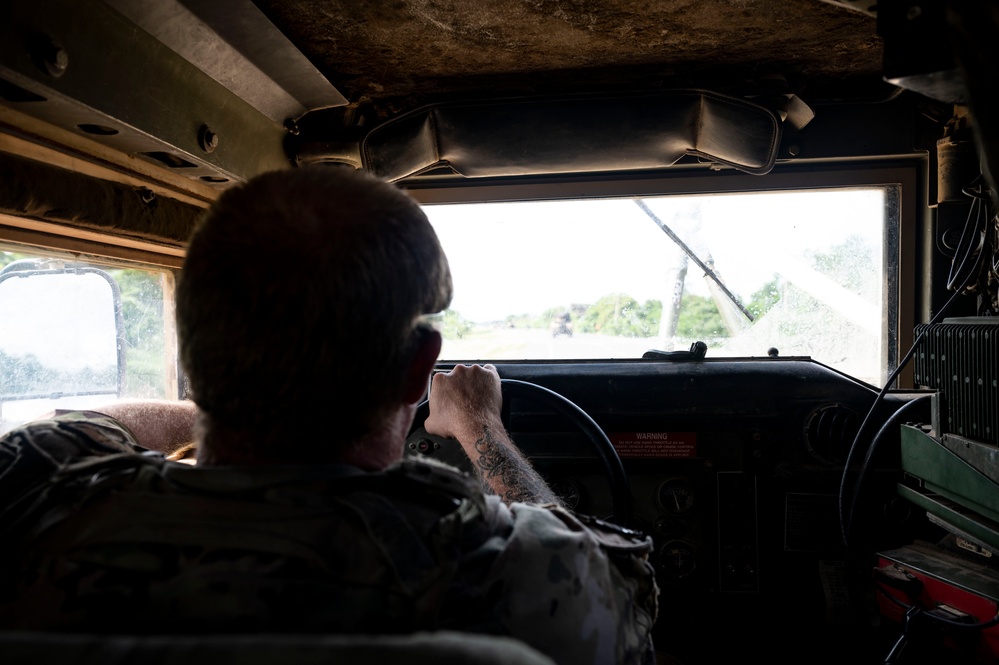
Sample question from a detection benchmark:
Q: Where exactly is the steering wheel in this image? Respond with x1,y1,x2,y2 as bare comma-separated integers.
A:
406,378,632,526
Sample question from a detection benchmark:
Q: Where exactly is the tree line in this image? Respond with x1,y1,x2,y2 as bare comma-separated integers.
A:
440,235,874,341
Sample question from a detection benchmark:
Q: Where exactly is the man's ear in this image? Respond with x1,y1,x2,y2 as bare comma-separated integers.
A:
403,327,442,404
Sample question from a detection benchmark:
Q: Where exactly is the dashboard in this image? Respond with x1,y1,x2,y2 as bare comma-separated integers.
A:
407,357,933,662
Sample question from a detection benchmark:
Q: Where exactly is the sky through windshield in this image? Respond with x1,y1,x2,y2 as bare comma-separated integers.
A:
424,189,885,324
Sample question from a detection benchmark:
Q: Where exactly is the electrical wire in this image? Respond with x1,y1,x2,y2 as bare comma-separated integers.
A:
876,582,999,631
837,179,992,553
836,285,963,553
843,394,932,545
946,197,989,293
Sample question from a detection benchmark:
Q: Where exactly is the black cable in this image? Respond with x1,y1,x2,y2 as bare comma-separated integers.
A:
935,175,991,263
843,394,932,545
839,180,993,552
876,582,999,631
837,284,966,553
961,174,988,199
935,227,957,259
947,180,992,293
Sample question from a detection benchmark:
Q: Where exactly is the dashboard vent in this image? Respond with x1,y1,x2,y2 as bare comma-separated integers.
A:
804,404,861,465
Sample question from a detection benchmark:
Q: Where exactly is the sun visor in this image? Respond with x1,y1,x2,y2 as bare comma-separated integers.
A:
361,91,781,181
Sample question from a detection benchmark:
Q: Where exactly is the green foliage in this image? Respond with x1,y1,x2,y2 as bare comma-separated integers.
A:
0,349,115,397
739,237,877,329
501,313,533,328
0,251,31,272
0,255,172,400
576,294,662,337
747,276,782,319
0,350,53,395
809,235,878,297
107,268,168,398
675,294,728,338
441,309,473,339
540,306,564,325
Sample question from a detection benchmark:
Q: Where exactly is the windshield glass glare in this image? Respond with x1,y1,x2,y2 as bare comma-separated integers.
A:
424,188,890,385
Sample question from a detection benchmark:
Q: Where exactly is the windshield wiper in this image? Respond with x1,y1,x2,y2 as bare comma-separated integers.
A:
634,199,755,323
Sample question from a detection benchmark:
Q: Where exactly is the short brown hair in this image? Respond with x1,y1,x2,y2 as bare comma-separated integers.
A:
177,166,452,461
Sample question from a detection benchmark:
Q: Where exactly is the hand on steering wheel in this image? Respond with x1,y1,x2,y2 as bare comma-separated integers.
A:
407,378,632,526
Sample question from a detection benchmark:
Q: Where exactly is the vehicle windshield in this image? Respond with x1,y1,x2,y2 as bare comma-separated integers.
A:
424,187,893,385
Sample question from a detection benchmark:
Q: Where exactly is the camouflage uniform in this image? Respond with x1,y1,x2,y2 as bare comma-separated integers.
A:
0,411,659,665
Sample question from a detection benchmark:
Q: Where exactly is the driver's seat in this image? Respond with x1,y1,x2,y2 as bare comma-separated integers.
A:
1,454,557,662
0,630,558,665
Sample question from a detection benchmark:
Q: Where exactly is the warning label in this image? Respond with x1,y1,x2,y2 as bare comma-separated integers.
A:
609,432,697,458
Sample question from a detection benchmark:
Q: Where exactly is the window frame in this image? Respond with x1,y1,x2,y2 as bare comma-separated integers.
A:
0,238,183,415
0,161,923,390
405,162,921,387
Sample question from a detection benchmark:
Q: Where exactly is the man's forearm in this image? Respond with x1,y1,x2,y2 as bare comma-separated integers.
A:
466,425,562,506
91,399,198,455
425,363,562,506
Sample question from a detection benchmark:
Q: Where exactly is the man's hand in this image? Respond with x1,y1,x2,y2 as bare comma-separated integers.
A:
425,365,561,507
424,364,504,443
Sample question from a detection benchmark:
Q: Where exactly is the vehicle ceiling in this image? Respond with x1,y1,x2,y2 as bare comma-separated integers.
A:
254,0,888,120
6,0,990,249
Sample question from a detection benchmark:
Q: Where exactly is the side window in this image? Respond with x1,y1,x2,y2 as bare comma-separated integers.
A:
105,266,176,399
0,249,178,434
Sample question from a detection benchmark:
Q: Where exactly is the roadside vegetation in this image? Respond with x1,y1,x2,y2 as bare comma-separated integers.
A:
0,251,169,399
439,235,873,343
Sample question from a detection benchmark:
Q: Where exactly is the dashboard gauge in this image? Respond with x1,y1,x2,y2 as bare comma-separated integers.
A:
549,479,581,510
658,539,697,582
657,477,695,515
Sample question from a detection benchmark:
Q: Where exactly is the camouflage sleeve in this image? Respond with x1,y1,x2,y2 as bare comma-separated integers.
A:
0,411,145,525
478,497,659,665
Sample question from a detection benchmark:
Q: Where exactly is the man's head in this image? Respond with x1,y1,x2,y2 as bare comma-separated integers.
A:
177,166,452,464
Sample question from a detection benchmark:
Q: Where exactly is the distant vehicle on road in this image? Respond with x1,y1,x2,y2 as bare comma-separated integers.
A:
550,312,573,338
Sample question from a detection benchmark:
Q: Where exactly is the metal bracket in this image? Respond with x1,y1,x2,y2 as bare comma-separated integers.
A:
0,0,304,186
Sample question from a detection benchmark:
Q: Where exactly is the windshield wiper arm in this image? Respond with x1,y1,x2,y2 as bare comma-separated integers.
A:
634,199,755,322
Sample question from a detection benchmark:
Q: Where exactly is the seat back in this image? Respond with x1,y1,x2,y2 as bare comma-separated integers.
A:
0,630,557,665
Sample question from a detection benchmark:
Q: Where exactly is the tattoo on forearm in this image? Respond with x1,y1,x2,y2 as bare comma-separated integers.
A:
473,427,561,505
